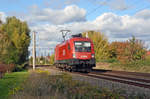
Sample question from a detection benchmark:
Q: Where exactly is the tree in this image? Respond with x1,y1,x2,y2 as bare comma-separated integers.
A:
109,41,129,63
109,36,147,63
0,31,12,63
127,36,146,61
0,16,30,65
49,54,55,65
82,31,109,61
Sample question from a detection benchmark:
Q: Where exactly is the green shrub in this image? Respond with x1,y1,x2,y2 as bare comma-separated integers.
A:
146,55,150,60
11,70,149,99
11,71,127,99
0,71,28,99
13,62,29,72
100,58,118,63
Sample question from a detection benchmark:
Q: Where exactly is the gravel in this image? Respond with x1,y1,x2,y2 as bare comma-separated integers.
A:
71,73,150,98
40,67,150,98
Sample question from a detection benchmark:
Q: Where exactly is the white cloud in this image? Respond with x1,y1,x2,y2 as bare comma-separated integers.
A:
2,6,150,54
135,9,150,19
26,5,86,25
43,0,81,9
99,0,130,11
94,10,150,48
0,12,6,22
109,0,129,10
95,11,150,35
30,9,150,51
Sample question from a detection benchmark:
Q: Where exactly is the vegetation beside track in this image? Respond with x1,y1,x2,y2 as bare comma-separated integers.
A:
0,17,30,71
0,71,29,99
11,69,147,99
95,57,150,73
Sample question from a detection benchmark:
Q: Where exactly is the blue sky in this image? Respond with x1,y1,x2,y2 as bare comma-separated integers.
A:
1,0,150,20
0,0,150,56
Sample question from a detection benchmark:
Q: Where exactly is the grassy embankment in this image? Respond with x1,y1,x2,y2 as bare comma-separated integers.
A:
11,69,147,99
0,69,148,99
0,71,29,99
95,56,150,73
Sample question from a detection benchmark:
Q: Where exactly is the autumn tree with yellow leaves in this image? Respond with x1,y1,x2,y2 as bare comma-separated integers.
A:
0,17,30,67
82,31,110,62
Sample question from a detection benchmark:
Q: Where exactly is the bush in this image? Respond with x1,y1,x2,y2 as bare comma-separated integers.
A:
0,71,28,99
146,55,150,60
13,62,29,72
0,64,15,72
11,71,126,99
109,37,146,64
100,58,118,63
110,59,150,73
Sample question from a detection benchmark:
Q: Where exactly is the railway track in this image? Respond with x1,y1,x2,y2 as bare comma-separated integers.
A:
72,69,150,89
81,72,150,89
36,65,150,89
91,72,150,83
63,69,150,89
92,69,150,78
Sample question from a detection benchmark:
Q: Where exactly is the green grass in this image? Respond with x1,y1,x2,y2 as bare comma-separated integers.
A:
111,60,150,67
96,56,150,73
10,70,149,99
109,59,150,73
12,70,146,99
0,71,29,99
99,58,119,63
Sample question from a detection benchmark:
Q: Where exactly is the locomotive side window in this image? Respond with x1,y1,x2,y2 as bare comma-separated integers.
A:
74,41,91,52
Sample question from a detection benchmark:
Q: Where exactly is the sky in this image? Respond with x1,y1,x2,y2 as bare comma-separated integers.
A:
0,0,150,56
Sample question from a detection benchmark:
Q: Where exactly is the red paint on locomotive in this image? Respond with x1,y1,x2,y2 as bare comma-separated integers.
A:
55,35,96,72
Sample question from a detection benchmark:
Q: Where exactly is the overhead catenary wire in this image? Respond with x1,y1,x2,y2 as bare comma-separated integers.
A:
86,0,148,17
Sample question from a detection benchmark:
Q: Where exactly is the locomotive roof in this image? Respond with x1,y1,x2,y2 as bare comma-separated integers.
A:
55,37,91,48
69,37,91,41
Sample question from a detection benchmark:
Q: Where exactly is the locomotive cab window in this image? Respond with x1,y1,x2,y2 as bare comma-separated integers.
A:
74,41,91,52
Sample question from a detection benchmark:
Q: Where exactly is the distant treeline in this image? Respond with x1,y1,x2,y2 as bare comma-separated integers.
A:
0,16,30,71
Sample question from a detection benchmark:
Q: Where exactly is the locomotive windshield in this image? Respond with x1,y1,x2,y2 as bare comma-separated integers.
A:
74,41,91,52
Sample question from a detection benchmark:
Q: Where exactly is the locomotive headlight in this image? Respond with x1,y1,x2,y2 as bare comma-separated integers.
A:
91,54,95,58
73,53,76,58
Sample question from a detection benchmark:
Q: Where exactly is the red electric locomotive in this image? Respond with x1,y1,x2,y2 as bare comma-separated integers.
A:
55,34,95,72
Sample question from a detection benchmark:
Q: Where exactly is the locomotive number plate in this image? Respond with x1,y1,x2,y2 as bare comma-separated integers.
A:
81,55,87,58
